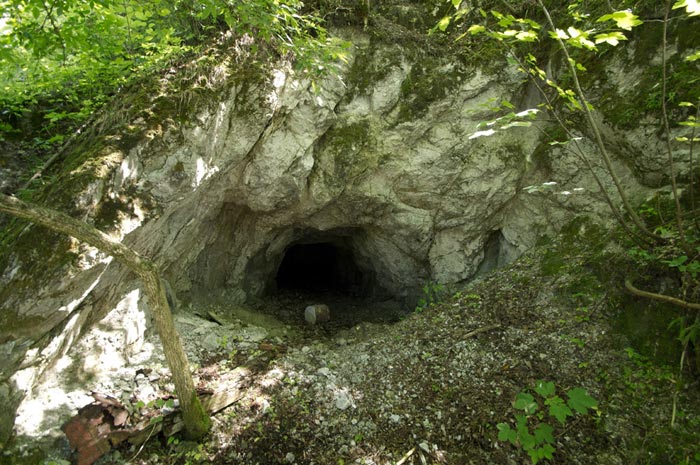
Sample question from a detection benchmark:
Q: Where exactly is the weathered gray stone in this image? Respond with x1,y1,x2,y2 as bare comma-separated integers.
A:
305,305,331,325
334,390,353,410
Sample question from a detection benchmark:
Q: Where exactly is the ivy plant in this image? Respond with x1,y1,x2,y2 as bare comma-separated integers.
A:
497,380,598,464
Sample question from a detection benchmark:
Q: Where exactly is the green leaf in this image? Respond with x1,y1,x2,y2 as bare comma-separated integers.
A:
516,30,539,42
518,427,536,450
468,24,486,35
567,26,583,38
686,50,700,61
546,396,572,424
497,423,517,444
597,10,643,30
538,444,555,462
534,380,555,398
528,444,555,465
594,31,628,46
452,0,463,8
673,0,700,16
437,16,451,32
549,29,569,40
491,10,515,27
514,392,538,414
679,102,695,107
566,387,598,414
501,121,532,129
534,423,555,444
469,129,496,139
667,255,689,267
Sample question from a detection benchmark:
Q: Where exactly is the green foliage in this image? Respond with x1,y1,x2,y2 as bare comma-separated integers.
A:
0,0,348,144
444,2,647,142
468,102,539,140
415,281,445,312
625,199,700,364
622,347,677,399
447,0,700,378
497,380,598,464
166,437,209,465
674,0,700,17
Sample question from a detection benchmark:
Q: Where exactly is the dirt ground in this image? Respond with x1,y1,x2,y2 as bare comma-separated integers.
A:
62,241,697,465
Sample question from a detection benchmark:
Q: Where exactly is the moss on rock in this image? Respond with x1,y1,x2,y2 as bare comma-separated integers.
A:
397,57,470,121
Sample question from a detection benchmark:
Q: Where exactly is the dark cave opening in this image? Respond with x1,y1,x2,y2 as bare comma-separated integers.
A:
275,242,365,294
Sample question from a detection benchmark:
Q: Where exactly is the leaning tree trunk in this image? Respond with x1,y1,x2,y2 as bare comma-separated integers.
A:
0,193,211,439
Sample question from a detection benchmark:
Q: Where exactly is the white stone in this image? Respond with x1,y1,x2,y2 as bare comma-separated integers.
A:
334,390,353,410
240,326,268,343
305,305,330,324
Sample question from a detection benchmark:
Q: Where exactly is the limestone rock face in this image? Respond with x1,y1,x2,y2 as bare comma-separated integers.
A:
0,32,657,449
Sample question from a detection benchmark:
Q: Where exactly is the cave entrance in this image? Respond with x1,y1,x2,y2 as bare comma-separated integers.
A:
265,236,404,329
275,241,365,295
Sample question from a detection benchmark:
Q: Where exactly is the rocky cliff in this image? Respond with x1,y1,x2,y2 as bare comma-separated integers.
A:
0,2,687,453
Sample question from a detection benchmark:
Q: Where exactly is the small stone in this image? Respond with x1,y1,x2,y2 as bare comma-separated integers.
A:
202,333,222,351
390,414,401,423
285,452,295,463
334,391,353,410
305,305,330,325
240,326,267,343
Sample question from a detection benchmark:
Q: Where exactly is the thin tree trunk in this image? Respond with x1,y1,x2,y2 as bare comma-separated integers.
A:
660,0,691,255
537,0,662,242
0,193,211,439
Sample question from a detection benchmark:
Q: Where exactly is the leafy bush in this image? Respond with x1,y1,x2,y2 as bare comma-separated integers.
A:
0,0,348,144
497,380,598,464
415,281,446,312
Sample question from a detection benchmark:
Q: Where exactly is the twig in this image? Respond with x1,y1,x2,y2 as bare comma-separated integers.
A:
660,0,691,256
128,422,159,462
464,324,501,338
396,447,416,465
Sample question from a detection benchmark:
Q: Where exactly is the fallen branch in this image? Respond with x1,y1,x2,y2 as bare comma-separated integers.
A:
464,324,501,339
625,278,700,311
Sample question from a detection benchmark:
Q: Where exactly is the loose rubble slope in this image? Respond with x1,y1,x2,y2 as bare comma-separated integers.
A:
89,228,700,465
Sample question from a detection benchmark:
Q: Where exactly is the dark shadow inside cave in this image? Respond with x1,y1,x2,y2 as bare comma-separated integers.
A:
275,242,364,294
242,231,407,331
